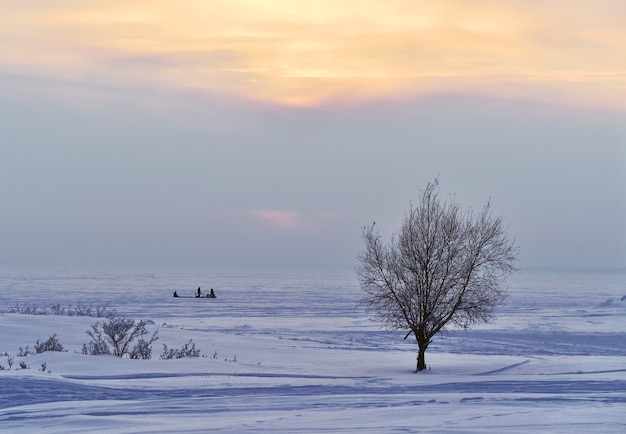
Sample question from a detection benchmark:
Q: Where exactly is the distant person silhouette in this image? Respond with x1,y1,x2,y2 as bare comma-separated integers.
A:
209,288,216,298
197,287,202,298
173,291,178,298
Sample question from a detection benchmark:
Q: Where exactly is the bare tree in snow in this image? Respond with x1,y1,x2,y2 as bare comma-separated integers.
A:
356,180,518,371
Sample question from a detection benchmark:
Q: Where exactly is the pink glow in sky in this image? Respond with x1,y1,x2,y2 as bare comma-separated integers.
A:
251,210,314,232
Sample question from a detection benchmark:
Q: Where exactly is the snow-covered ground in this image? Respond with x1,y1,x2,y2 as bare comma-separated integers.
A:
1,269,625,433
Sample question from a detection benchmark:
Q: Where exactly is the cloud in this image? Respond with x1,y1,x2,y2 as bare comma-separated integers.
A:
2,1,626,108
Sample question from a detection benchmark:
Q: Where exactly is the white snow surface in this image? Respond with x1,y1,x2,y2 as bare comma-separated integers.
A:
1,269,625,433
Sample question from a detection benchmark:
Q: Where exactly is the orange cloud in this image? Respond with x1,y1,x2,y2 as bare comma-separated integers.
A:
2,1,625,108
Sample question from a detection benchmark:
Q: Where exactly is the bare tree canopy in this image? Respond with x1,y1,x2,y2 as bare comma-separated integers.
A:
356,180,519,372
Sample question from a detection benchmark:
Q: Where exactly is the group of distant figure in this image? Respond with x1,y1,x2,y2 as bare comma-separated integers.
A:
173,287,216,298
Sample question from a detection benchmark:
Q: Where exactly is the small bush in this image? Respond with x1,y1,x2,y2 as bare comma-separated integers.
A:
1,303,116,318
35,334,67,353
50,304,65,315
160,340,201,360
95,303,116,319
129,338,153,360
18,346,34,357
73,302,93,317
83,317,158,359
10,304,45,315
81,341,110,356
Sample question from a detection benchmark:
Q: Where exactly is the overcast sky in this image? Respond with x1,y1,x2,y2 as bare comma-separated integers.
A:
1,1,625,272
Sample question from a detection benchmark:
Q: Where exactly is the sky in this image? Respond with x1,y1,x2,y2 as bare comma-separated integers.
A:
1,0,625,272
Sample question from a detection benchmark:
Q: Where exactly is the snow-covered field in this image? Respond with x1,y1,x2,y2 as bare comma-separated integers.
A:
1,269,625,433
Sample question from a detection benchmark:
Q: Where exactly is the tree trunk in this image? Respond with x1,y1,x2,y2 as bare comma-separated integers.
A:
416,346,427,372
415,333,428,372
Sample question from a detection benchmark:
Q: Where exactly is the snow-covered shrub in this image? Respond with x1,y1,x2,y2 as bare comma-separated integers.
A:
160,340,201,359
18,346,34,357
72,303,93,317
50,304,65,315
83,317,158,358
2,303,116,318
81,341,110,356
129,338,154,360
35,334,67,353
8,304,45,315
95,303,116,319
69,303,116,318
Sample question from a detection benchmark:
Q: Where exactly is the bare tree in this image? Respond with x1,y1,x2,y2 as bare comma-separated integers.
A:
356,180,518,372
